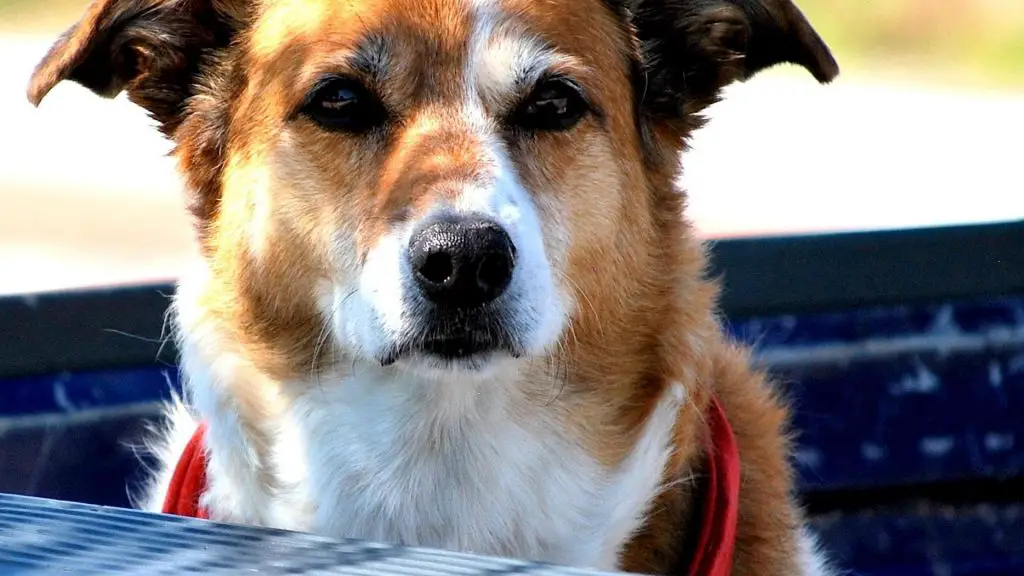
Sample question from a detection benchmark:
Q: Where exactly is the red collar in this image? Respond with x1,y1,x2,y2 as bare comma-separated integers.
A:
161,421,210,520
162,397,740,575
687,395,741,576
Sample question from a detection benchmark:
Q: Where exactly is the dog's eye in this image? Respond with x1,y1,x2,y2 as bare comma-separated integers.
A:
300,76,387,133
511,77,589,132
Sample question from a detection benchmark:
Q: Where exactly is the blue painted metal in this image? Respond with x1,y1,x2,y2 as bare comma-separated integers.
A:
0,367,179,506
725,297,1024,348
0,366,179,417
783,348,1024,491
729,296,1024,491
0,411,156,511
810,504,1024,576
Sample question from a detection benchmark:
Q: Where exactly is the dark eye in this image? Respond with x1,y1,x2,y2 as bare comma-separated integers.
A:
510,77,589,132
300,76,387,133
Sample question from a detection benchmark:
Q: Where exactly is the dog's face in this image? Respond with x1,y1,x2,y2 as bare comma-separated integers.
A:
247,0,636,375
29,0,836,379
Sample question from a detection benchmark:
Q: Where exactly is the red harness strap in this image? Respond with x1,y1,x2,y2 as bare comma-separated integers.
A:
687,395,741,576
161,421,210,520
161,399,741,575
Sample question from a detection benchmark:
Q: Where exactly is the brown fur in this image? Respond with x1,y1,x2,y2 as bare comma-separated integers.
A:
28,0,837,573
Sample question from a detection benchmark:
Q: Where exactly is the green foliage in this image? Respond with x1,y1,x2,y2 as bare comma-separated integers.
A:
797,0,1024,88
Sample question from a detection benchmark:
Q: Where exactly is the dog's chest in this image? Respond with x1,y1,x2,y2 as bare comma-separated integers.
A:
270,376,623,568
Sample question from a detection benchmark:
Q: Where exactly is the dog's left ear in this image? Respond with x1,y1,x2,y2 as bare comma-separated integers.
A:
619,0,838,116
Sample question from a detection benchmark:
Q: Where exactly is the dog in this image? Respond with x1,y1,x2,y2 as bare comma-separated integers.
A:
28,0,838,573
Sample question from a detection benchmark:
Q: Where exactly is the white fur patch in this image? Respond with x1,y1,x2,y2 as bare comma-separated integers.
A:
339,230,408,361
596,383,687,567
468,12,580,113
169,265,282,525
132,395,198,512
798,527,841,576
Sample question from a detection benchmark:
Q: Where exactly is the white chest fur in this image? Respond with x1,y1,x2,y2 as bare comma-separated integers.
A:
172,353,685,570
276,373,605,564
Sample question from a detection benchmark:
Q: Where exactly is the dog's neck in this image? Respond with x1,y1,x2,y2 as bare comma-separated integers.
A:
172,258,715,570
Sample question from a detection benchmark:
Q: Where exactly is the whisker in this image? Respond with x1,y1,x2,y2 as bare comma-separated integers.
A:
560,273,605,342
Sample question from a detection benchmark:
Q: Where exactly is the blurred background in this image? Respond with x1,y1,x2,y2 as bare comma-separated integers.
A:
1,0,1022,296
1,3,1023,574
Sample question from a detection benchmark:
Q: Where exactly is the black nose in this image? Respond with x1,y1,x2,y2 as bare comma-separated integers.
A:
409,217,516,308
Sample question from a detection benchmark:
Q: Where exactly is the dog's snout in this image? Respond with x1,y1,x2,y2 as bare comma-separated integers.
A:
409,217,516,308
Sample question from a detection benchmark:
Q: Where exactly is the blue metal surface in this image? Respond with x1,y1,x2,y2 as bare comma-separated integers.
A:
0,493,624,575
0,411,156,508
812,504,1024,576
0,366,179,417
731,296,1024,491
783,348,1024,491
725,297,1024,348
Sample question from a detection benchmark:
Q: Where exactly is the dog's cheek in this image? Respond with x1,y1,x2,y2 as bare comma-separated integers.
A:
250,130,348,272
502,139,567,288
258,128,393,356
175,83,238,250
523,131,634,325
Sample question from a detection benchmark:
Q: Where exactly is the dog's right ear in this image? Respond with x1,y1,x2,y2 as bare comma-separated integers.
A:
609,0,838,120
27,0,247,133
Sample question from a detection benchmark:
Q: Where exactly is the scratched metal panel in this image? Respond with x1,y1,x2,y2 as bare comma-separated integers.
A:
728,296,1024,350
0,367,178,505
809,504,1024,576
0,411,156,508
0,493,626,575
0,366,180,417
782,349,1024,491
729,296,1024,491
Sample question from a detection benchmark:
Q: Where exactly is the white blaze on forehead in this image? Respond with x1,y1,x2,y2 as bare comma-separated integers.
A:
464,0,583,116
330,0,574,366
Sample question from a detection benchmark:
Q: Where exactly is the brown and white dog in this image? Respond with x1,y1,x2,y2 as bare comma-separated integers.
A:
28,0,838,573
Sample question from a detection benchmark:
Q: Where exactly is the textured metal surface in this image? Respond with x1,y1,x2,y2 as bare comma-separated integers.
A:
731,296,1024,491
0,366,179,417
0,493,626,576
810,504,1024,576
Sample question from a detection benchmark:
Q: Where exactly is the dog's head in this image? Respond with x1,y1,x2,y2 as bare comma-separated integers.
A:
29,0,835,380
